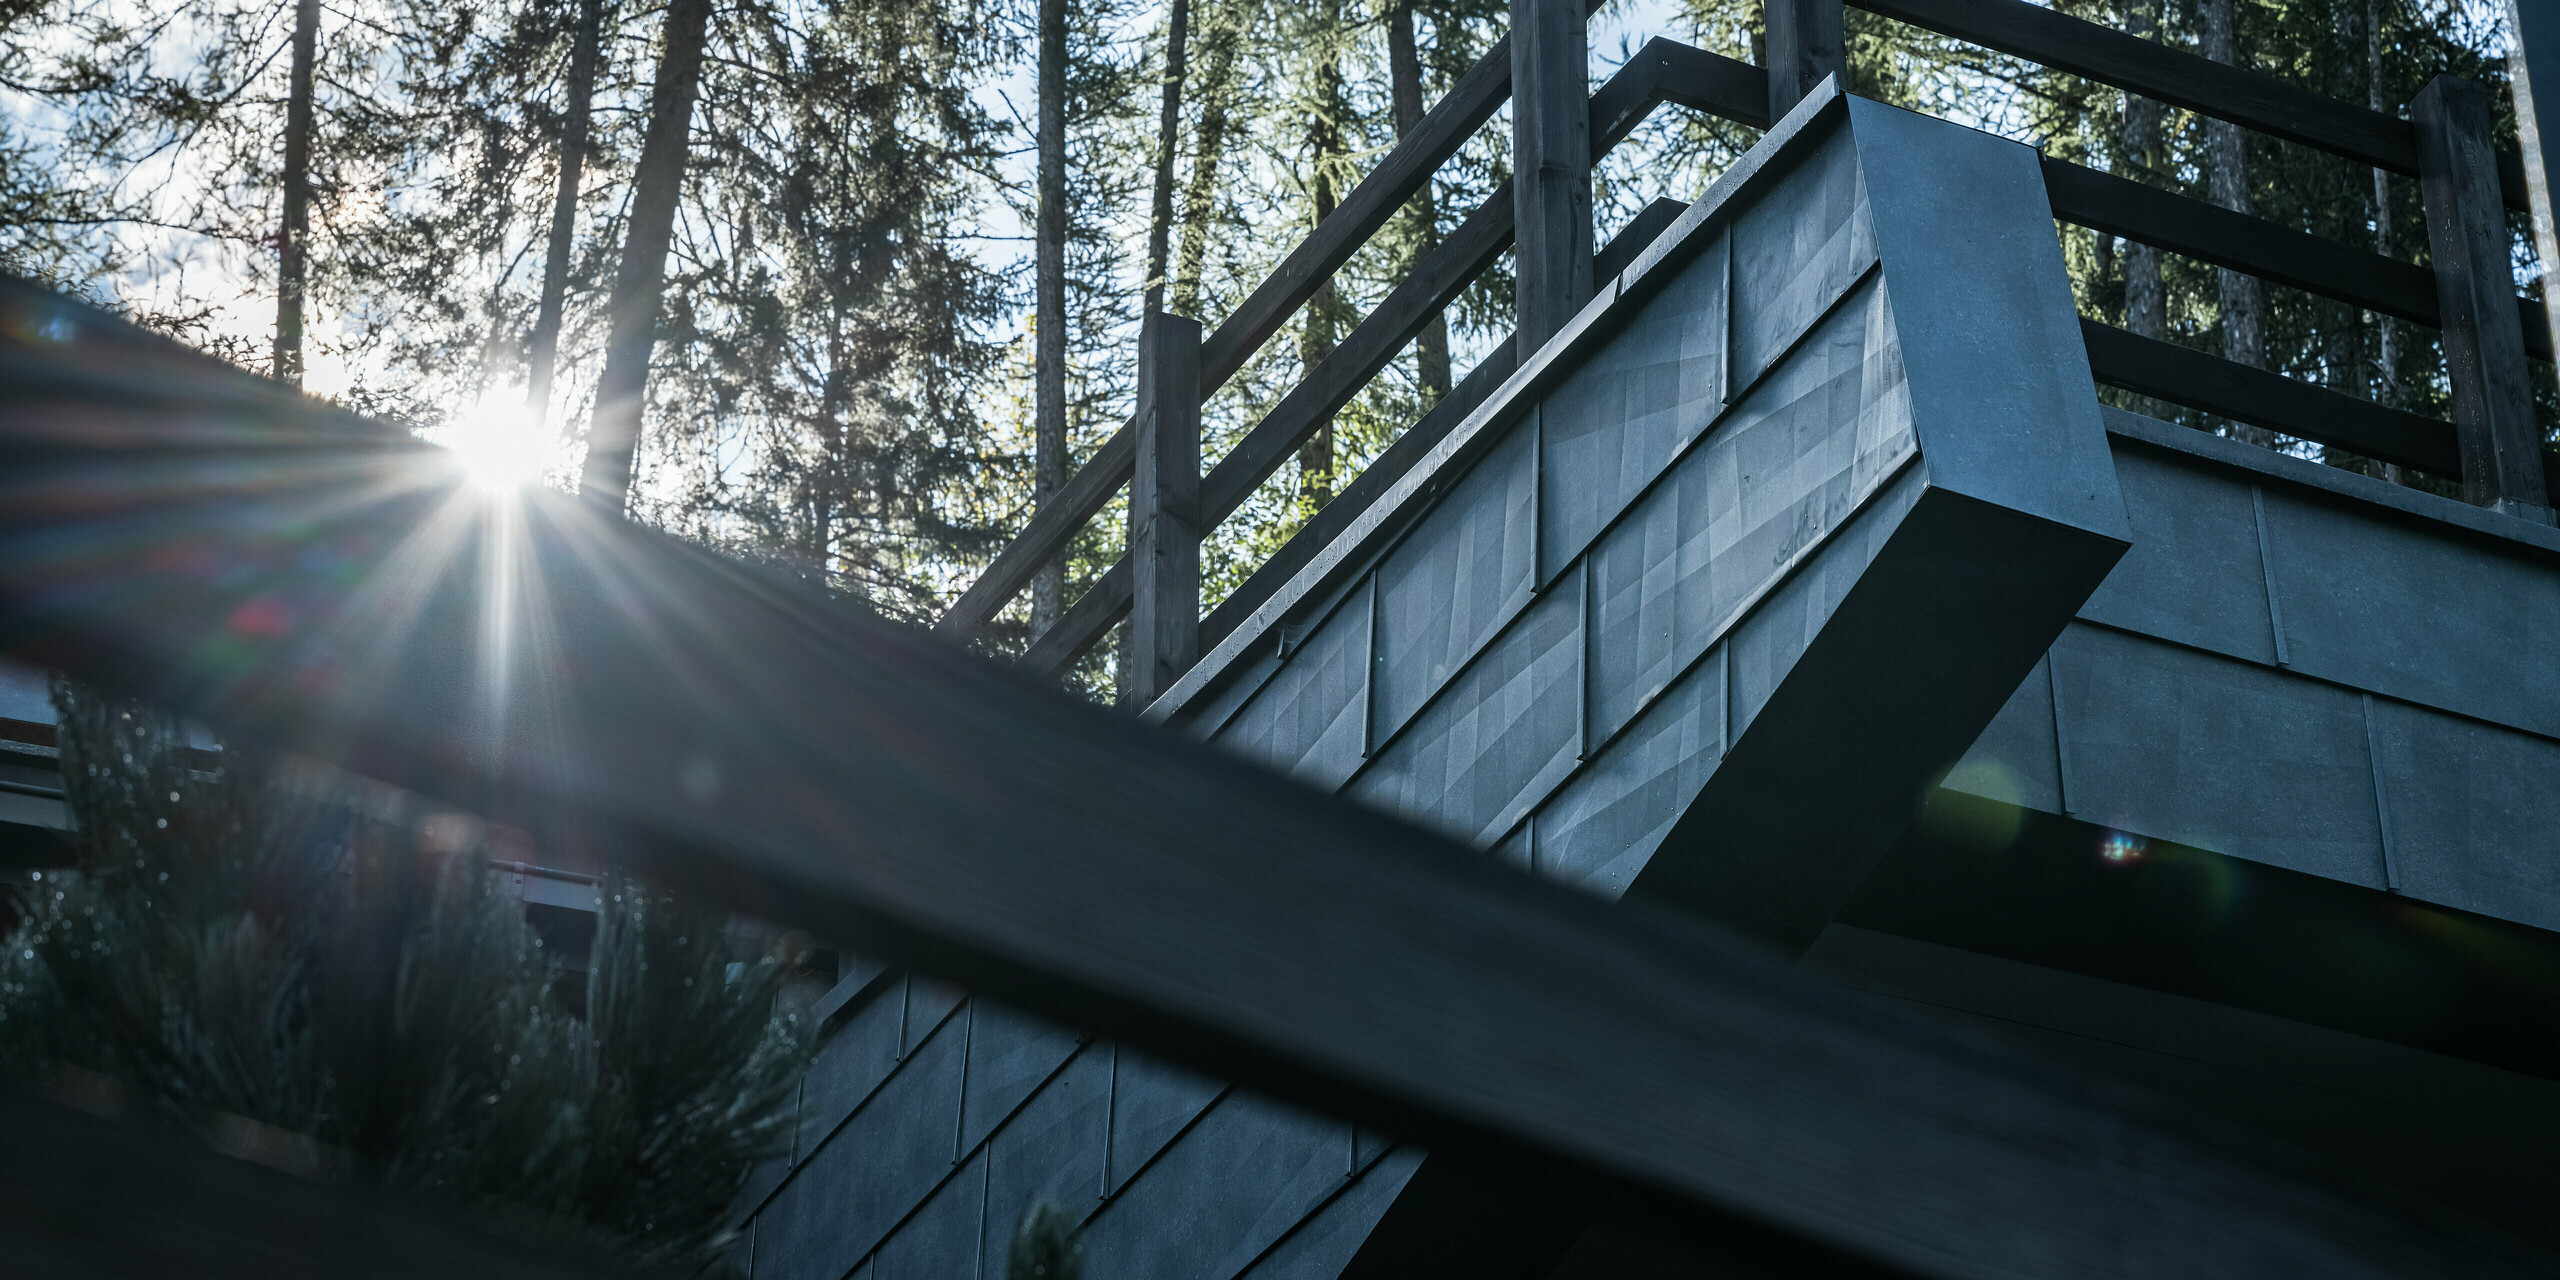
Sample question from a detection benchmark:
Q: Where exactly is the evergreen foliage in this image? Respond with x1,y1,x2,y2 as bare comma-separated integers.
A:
0,0,2532,698
0,681,808,1269
1005,1200,1088,1280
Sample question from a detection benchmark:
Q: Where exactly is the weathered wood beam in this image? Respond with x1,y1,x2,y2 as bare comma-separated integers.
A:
2045,155,2555,363
1128,312,1203,703
935,34,1520,643
1856,0,2532,209
1764,0,1845,121
1512,0,1593,350
2414,74,2555,520
2080,319,2463,476
0,277,2548,1280
0,1088,642,1279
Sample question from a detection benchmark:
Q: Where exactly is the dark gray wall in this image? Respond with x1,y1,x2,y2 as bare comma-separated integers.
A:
1950,411,2560,935
722,969,1420,1280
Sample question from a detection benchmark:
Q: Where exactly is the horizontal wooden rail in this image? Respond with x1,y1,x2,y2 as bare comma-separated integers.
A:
1857,0,2531,209
1005,47,1763,672
1201,196,1689,652
4,284,2547,1278
2045,157,2554,363
934,34,1521,642
2081,319,2462,475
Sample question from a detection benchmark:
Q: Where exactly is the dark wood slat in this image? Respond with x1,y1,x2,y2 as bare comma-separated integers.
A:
1196,33,1523,391
1765,0,1845,122
1,287,2547,1278
2046,157,2553,363
1130,313,1204,702
1511,0,1595,350
932,422,1133,639
1592,39,1771,156
1596,197,1691,281
935,36,1521,642
1857,0,2531,209
1009,47,1707,667
1646,39,1773,130
1202,189,1516,527
1021,557,1127,677
1201,338,1519,650
2415,75,2555,512
2080,319,2462,475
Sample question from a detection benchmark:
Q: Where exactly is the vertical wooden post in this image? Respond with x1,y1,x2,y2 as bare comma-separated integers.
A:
2414,74,2555,522
2509,0,2560,386
1764,0,1845,123
1130,311,1204,706
1511,0,1591,353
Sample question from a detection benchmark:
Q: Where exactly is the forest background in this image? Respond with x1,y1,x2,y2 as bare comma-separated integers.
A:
0,0,2529,698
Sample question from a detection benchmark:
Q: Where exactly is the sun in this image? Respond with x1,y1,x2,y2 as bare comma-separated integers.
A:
437,392,557,492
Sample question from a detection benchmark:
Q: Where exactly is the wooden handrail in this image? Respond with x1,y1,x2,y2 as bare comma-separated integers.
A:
1856,0,2533,209
2081,319,2462,475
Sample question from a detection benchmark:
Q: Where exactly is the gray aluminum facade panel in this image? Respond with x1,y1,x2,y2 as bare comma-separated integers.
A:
1079,1092,1358,1280
1349,570,1583,847
975,1042,1110,1265
1368,423,1537,743
2051,622,2391,888
1585,275,1910,745
2077,450,2283,667
869,1151,986,1280
1104,1045,1227,1198
1235,1149,1426,1280
1532,647,1727,897
2368,697,2560,933
2259,481,2560,741
1215,586,1370,791
1940,655,2064,816
1537,229,1730,584
756,1014,968,1280
960,1001,1081,1158
1729,118,1875,390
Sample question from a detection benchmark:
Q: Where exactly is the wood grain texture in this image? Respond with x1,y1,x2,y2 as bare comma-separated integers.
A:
1858,0,2532,209
2045,155,2555,363
2081,318,2465,475
0,277,2549,1279
2414,75,2554,513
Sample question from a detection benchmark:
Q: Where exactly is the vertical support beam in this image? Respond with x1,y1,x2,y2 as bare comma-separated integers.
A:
1511,0,1591,352
2509,0,2560,385
1130,311,1204,705
2414,74,2555,521
1764,0,1845,123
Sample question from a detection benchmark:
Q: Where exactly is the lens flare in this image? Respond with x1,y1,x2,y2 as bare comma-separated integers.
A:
2098,829,2147,865
436,393,555,492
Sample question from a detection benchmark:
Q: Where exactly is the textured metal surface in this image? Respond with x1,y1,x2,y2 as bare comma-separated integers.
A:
756,1018,969,1280
1082,1091,1359,1280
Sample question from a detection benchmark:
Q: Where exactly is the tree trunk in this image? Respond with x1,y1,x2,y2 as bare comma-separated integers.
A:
577,0,713,515
2369,0,2402,481
2119,0,2162,342
1171,0,1243,319
275,0,320,388
527,0,605,427
2201,0,2271,444
1295,0,1346,510
1032,0,1069,635
1143,0,1190,316
1388,0,1449,400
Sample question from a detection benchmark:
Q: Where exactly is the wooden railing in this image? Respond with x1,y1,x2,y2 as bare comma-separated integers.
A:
947,0,2560,702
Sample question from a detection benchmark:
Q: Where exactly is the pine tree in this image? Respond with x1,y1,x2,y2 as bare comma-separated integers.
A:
0,681,806,1268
